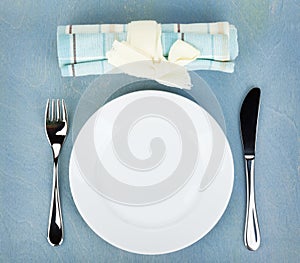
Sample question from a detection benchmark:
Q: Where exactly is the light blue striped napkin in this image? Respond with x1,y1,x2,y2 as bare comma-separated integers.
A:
57,22,238,77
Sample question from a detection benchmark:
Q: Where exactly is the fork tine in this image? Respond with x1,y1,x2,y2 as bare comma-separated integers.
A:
51,99,55,121
61,99,67,121
45,99,50,120
56,99,61,121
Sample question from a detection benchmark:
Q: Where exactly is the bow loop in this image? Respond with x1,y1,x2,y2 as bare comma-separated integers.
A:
106,20,200,89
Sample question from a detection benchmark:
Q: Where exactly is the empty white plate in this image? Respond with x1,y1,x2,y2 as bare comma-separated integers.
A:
69,90,234,254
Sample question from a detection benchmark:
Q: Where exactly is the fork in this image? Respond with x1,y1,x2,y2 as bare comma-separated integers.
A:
45,99,68,246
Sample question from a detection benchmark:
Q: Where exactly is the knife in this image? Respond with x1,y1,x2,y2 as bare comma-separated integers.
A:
240,87,261,251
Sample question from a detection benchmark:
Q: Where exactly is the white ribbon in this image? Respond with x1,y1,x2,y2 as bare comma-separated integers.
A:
106,21,200,89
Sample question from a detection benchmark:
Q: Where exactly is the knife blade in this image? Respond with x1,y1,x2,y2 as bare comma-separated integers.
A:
240,87,261,251
240,87,261,156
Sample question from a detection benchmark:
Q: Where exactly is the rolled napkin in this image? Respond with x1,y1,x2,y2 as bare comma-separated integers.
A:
57,21,238,78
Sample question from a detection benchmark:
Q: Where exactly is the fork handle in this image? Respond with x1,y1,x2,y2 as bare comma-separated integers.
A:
47,158,63,246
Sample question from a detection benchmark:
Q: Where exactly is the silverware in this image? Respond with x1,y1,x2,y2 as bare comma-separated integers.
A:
45,99,68,246
240,87,261,251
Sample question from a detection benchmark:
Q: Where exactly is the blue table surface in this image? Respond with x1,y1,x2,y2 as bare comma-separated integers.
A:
1,0,299,262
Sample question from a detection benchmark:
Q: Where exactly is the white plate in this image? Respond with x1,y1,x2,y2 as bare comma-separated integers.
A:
69,90,234,254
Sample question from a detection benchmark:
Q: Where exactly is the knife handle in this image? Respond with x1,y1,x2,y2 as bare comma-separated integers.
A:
244,157,260,251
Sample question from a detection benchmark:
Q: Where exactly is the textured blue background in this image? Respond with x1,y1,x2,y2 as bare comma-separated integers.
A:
1,0,299,262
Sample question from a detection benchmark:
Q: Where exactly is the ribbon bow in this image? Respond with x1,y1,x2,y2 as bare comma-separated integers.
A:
106,21,200,89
